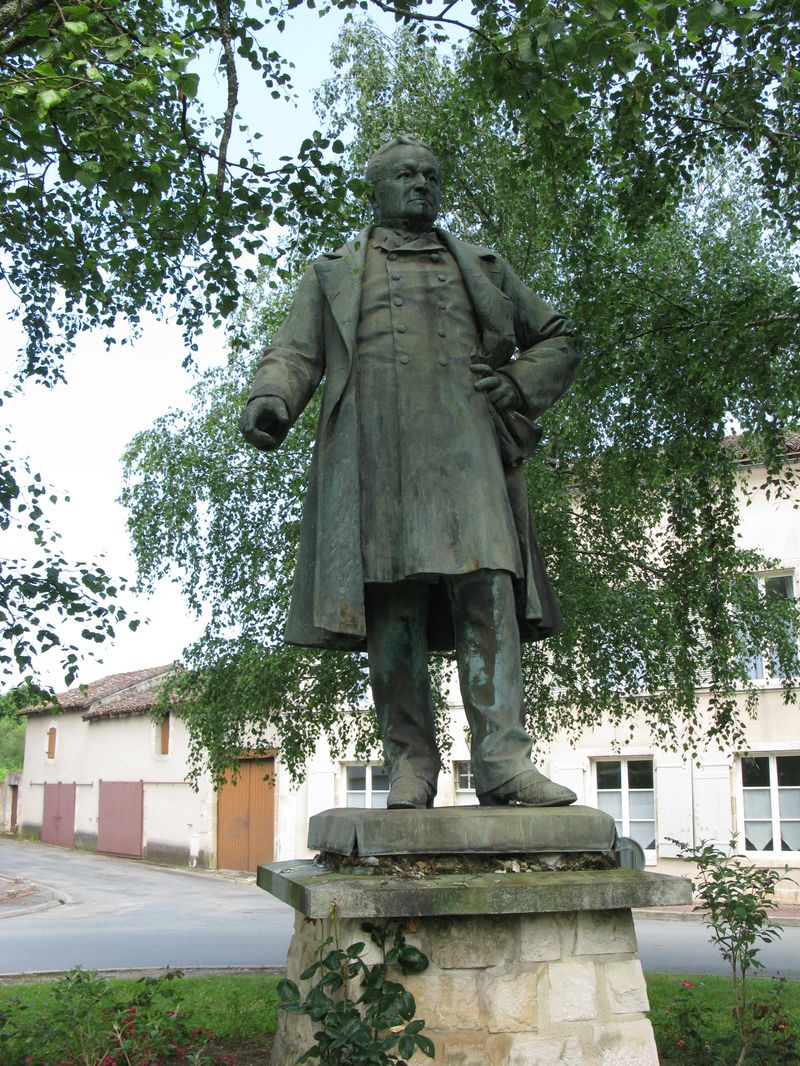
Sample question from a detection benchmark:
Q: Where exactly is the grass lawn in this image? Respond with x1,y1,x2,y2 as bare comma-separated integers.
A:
0,972,281,1065
0,969,798,1064
647,973,800,1063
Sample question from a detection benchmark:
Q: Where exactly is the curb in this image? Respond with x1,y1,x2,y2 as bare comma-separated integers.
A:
0,895,68,920
633,907,800,928
0,966,285,984
0,873,70,921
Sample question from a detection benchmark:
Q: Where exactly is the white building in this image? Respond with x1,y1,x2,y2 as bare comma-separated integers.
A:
13,450,799,898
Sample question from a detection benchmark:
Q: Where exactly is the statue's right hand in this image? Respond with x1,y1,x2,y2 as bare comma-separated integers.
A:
239,396,290,452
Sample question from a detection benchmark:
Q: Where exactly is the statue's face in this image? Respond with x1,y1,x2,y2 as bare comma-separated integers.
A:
372,146,440,231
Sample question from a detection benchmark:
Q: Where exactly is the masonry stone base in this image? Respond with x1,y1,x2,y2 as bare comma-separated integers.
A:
270,906,660,1065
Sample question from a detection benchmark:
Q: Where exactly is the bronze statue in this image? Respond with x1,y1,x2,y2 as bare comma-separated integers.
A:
240,136,580,810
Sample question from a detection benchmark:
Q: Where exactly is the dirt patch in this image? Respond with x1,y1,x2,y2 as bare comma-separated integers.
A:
0,880,36,906
190,1036,274,1065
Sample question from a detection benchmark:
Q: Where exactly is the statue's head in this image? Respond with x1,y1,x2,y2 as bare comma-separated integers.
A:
366,135,440,232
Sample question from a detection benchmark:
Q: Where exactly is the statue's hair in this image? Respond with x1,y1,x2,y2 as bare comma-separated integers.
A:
365,135,438,186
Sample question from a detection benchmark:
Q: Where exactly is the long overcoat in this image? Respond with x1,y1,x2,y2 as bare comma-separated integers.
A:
246,227,580,652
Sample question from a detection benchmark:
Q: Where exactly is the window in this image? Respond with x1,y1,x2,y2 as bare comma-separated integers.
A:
345,764,390,809
455,761,475,791
595,758,656,852
740,754,800,853
745,573,796,681
46,727,56,760
158,714,170,756
454,761,476,805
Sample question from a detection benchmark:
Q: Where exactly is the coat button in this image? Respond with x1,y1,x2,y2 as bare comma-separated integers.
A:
391,273,400,280
394,298,404,306
437,274,447,282
388,252,398,260
438,357,448,366
399,355,410,364
396,324,407,333
438,302,446,310
437,328,446,337
430,253,441,262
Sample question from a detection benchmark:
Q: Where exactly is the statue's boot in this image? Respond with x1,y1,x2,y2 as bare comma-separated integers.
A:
387,776,436,809
478,768,577,807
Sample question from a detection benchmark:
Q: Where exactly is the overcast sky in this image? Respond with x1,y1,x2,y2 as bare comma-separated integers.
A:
2,9,402,692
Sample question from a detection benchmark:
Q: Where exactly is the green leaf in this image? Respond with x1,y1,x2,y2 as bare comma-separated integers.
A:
75,169,99,189
177,72,200,100
686,6,712,36
36,89,65,115
415,1034,436,1057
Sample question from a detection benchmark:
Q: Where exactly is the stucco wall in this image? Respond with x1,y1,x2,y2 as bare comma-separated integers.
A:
18,711,214,866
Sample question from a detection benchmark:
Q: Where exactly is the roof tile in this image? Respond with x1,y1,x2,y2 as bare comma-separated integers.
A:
21,664,174,716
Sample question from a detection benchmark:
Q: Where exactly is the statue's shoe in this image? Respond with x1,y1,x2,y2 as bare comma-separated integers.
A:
387,777,435,809
478,770,577,808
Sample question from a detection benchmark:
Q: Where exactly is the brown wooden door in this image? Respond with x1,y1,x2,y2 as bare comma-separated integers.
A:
98,781,143,858
42,783,76,848
217,758,275,871
10,784,18,832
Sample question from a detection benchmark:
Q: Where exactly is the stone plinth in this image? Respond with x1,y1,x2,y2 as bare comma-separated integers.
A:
261,861,691,1065
308,804,617,857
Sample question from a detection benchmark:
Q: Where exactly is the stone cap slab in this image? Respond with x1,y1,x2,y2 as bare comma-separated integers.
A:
307,804,617,857
258,860,693,919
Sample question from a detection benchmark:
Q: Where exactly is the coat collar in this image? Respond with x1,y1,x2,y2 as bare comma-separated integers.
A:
320,226,496,262
315,226,514,364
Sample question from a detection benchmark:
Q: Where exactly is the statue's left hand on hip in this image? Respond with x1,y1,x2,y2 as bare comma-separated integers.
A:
470,363,518,411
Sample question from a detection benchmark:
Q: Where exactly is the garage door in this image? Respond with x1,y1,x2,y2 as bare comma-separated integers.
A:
98,781,143,858
42,783,76,848
217,758,275,872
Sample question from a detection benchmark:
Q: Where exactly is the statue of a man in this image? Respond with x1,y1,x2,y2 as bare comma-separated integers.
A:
240,136,580,810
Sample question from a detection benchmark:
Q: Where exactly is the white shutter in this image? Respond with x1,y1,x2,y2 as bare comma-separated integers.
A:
654,753,694,857
693,755,734,845
548,755,588,806
306,769,336,817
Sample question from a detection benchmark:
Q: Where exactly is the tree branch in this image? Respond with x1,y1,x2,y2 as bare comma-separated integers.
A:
179,92,208,196
366,0,496,48
214,0,238,196
620,268,694,314
685,83,798,151
616,311,800,347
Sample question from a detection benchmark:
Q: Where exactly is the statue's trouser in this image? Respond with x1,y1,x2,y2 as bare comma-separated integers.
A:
365,569,534,799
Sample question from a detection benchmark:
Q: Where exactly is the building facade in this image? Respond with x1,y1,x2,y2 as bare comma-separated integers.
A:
14,456,799,894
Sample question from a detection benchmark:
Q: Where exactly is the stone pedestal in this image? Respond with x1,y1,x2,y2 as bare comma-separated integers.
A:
261,863,690,1065
259,808,691,1065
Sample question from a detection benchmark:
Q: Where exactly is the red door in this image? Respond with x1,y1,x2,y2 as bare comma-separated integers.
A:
98,781,143,858
42,783,76,848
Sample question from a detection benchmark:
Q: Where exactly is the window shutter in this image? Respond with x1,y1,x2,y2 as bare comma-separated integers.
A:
654,754,693,857
549,755,587,806
160,714,170,756
694,755,734,844
46,727,56,760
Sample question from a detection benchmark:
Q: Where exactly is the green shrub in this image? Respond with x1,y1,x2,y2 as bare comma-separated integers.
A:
0,967,233,1066
650,974,800,1064
675,838,793,1065
277,920,434,1065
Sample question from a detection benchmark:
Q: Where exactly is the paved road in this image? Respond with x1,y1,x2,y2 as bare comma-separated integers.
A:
2,838,799,978
634,918,800,979
0,838,294,975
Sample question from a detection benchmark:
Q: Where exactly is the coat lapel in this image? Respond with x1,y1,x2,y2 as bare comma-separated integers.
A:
438,230,516,364
313,227,371,359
